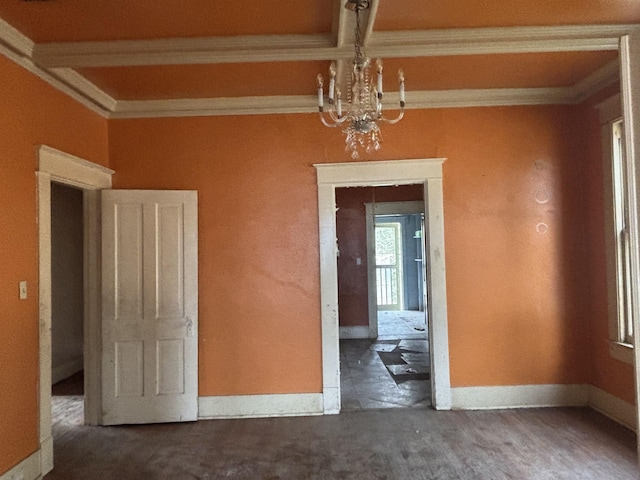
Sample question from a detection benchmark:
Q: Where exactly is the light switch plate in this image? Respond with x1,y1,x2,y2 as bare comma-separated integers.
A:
19,281,27,300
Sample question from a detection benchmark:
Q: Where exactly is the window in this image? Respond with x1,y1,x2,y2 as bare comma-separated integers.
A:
597,94,635,364
611,120,634,346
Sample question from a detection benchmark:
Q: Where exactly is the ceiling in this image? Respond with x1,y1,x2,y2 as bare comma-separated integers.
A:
0,0,638,118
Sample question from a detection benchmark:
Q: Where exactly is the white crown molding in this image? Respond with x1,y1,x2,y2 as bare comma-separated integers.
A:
110,87,578,119
111,95,318,119
0,13,632,119
33,34,341,68
571,60,620,103
0,16,34,57
32,25,638,69
49,68,117,111
406,87,575,108
0,38,110,117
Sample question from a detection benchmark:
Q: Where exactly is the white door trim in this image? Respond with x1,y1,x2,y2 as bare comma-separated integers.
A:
365,201,425,338
314,159,451,413
37,145,113,475
620,33,640,462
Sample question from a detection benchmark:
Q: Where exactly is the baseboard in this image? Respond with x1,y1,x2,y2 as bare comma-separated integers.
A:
339,326,371,339
588,385,636,431
198,393,323,420
51,356,83,385
0,450,41,480
451,384,589,410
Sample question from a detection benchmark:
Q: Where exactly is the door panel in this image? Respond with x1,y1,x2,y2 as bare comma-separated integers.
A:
102,190,198,425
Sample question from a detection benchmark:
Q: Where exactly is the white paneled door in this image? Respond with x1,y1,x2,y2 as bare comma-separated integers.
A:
101,190,198,425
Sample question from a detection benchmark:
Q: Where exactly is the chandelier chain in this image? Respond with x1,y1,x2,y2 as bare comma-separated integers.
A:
354,7,363,61
316,0,405,159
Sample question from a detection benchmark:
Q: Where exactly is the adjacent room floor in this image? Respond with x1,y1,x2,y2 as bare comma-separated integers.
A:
340,309,430,410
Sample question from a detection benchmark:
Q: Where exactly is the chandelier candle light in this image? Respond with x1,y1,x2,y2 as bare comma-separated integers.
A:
317,0,405,159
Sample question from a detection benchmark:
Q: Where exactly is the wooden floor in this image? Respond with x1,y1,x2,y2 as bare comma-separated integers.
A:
46,396,638,479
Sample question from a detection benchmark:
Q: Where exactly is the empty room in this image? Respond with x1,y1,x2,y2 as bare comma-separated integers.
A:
1,1,640,479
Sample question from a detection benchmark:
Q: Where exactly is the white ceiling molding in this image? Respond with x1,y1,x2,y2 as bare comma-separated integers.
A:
48,68,117,111
571,60,620,103
109,87,581,119
0,16,34,58
0,20,110,117
33,34,341,68
111,95,318,119
0,14,631,120
32,25,637,69
406,87,575,109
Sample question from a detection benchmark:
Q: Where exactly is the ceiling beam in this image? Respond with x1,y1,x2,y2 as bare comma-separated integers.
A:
31,25,636,69
109,87,582,119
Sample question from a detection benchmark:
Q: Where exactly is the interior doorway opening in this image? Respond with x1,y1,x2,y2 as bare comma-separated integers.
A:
315,158,451,414
50,182,86,435
336,185,430,411
375,212,427,340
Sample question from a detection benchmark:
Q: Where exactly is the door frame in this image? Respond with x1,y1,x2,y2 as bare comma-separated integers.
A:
365,201,425,338
37,145,113,475
314,159,451,413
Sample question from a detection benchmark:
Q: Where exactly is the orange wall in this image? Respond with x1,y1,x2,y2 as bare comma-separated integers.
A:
1,51,634,477
0,55,109,474
110,104,598,394
336,185,424,327
108,115,329,396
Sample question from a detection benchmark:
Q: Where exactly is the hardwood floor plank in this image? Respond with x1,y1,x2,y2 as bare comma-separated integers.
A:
46,402,638,480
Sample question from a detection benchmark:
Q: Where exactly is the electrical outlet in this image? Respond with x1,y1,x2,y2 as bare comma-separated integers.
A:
19,281,27,300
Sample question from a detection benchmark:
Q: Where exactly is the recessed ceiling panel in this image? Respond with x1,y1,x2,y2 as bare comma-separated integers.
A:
77,62,332,100
77,51,617,101
375,0,640,30
0,0,333,42
379,51,618,91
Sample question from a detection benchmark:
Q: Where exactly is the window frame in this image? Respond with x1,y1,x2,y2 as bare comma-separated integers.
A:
597,94,634,364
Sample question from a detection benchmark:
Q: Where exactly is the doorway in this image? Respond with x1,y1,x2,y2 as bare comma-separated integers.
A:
37,145,114,475
375,213,427,339
314,158,451,414
336,187,429,410
50,183,86,437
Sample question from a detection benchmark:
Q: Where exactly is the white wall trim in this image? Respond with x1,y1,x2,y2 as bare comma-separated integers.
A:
198,394,323,419
39,145,114,189
315,159,451,413
450,385,636,431
38,146,112,476
51,356,84,385
339,326,371,339
451,384,590,410
0,450,41,480
621,34,640,451
589,386,637,431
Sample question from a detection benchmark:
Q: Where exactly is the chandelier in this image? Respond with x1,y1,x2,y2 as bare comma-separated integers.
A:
316,0,405,159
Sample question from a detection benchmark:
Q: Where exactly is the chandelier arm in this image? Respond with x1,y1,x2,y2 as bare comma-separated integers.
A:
378,108,405,125
326,107,351,125
318,111,341,128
